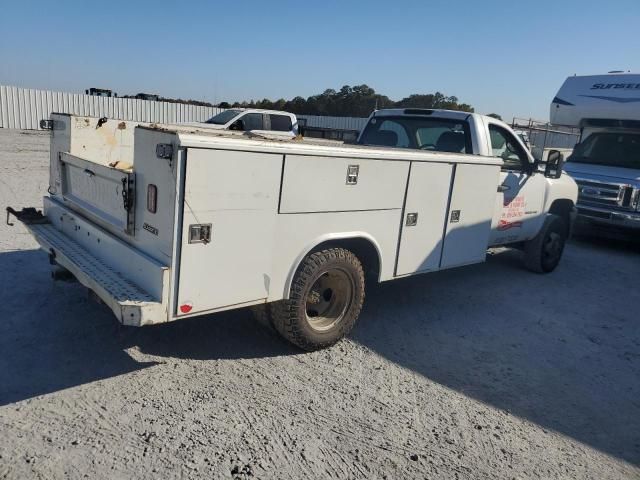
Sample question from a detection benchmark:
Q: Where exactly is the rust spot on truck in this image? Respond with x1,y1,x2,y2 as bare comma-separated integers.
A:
118,122,126,130
96,125,117,147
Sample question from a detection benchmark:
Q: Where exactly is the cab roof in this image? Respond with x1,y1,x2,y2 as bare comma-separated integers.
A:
371,108,474,121
227,108,297,118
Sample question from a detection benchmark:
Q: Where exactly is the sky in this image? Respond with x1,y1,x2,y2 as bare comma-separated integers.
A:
1,0,639,121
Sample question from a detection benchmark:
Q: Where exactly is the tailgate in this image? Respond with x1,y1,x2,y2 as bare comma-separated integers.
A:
59,152,135,234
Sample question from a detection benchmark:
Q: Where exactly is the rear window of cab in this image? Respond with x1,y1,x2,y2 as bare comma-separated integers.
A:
359,116,472,154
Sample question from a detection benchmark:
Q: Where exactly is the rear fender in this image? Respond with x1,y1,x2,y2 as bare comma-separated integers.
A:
282,232,383,300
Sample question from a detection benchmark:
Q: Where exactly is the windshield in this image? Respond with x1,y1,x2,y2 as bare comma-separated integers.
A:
358,116,471,154
568,132,640,170
205,109,243,125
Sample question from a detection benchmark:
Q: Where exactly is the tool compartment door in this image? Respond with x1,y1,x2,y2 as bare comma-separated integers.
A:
279,155,408,213
176,148,282,315
396,162,453,275
440,163,501,269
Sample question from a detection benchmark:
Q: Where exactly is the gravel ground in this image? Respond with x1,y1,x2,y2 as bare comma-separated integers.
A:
0,128,639,480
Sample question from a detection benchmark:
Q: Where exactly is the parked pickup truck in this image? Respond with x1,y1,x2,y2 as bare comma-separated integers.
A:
8,111,577,351
183,108,299,137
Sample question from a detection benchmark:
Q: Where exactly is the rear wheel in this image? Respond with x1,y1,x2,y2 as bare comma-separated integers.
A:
524,214,567,273
271,248,365,351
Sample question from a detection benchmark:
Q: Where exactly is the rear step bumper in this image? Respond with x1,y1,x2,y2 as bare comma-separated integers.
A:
10,200,169,326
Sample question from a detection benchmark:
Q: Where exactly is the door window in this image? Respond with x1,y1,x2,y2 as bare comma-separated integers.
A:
240,113,264,131
269,114,293,132
488,124,528,170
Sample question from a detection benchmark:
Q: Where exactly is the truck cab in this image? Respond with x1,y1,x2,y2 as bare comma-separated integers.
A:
357,109,578,246
551,73,640,231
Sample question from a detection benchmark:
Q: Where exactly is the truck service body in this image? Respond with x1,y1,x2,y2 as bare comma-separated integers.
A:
551,73,640,231
9,110,577,350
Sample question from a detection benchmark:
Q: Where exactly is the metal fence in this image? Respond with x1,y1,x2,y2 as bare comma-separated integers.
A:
511,117,581,151
297,114,368,131
0,85,225,130
0,85,370,132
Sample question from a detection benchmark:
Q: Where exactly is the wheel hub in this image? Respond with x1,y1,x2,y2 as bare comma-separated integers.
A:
307,290,322,305
305,269,353,332
543,232,563,262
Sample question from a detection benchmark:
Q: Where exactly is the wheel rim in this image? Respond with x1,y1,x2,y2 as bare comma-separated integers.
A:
305,268,354,332
542,231,563,265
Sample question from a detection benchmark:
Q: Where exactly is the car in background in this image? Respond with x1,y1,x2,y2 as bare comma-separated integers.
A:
183,109,299,137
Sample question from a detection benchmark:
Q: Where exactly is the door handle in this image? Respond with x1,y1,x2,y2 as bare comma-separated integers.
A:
497,184,511,192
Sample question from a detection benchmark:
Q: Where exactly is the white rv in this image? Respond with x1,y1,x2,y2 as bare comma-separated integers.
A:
551,73,640,230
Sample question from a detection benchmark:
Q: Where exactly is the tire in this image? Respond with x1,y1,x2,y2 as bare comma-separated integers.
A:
524,214,567,273
271,248,365,351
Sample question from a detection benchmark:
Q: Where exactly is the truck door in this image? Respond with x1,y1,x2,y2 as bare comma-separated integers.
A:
486,123,546,245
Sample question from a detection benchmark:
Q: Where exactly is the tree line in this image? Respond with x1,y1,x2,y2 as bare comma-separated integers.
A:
217,84,474,117
126,84,476,117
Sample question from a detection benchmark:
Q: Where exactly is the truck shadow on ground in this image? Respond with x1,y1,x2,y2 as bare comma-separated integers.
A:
0,250,298,407
571,228,640,254
2,244,638,466
352,245,640,466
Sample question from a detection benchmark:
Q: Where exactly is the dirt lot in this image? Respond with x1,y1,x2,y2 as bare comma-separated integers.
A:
0,128,639,479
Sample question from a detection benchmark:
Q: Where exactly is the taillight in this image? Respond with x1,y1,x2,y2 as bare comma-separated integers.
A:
147,184,157,213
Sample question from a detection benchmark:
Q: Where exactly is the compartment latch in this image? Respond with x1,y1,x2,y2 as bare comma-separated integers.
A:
346,165,359,185
189,224,212,244
156,143,174,160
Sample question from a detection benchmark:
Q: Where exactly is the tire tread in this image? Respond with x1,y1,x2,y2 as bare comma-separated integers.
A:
271,248,365,351
524,214,566,273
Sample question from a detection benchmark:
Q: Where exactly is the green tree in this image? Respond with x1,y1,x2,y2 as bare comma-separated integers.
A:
224,85,473,117
395,92,473,112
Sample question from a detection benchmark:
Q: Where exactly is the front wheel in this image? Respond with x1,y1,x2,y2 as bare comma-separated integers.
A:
524,214,567,273
271,248,365,351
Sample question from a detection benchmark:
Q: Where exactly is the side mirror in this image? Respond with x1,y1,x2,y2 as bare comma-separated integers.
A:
545,150,565,179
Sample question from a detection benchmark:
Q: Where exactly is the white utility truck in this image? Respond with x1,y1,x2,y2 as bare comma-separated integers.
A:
8,110,577,350
182,108,299,137
551,73,640,231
